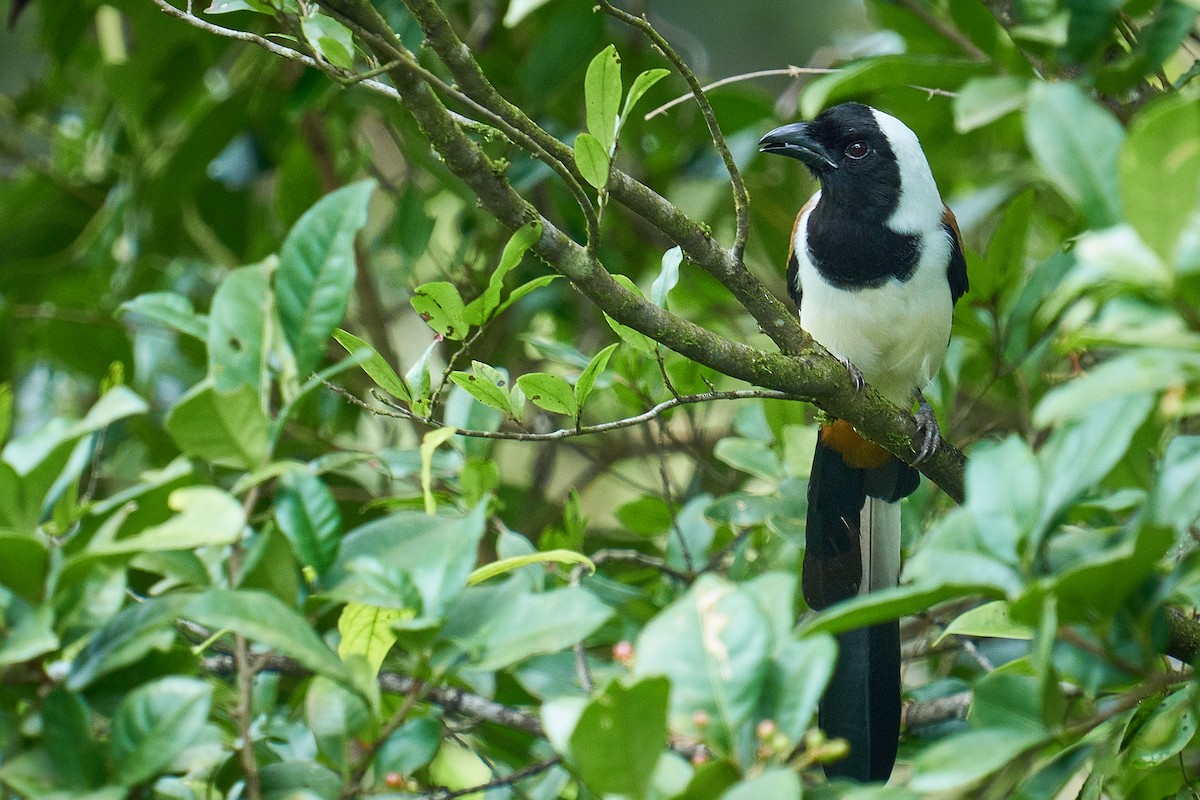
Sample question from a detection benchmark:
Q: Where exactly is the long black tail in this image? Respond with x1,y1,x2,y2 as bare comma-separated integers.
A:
805,437,917,782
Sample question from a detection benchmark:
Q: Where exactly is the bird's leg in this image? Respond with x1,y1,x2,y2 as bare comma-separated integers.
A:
913,389,941,464
838,356,866,393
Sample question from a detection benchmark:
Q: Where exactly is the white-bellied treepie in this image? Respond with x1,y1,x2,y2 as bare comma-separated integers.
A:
759,102,968,782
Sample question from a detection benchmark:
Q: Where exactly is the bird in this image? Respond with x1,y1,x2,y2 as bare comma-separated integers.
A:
758,102,968,782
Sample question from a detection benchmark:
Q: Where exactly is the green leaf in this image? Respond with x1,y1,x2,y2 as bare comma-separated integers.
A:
450,364,512,416
714,437,783,483
719,769,801,800
328,505,487,622
1151,436,1200,534
517,373,577,417
939,601,1034,642
183,589,349,680
1119,95,1200,262
411,281,469,340
1033,350,1200,426
1025,82,1123,227
118,292,209,340
909,728,1046,793
337,603,402,677
463,220,542,326
801,55,989,118
68,596,189,690
208,261,271,392
109,677,212,786
978,189,1034,302
467,549,595,585
464,585,613,671
260,761,342,800
406,339,437,417
301,13,355,70
1129,687,1195,767
801,582,1004,637
276,469,342,575
0,533,49,603
966,436,1040,563
632,575,772,762
494,274,559,318
570,677,669,800
1035,392,1155,538
165,380,269,469
277,180,375,376
428,741,491,798
306,675,370,770
574,132,610,190
0,592,58,667
585,44,622,151
333,328,411,401
649,246,682,307
420,426,458,515
376,717,442,777
759,634,837,742
574,343,618,412
622,68,671,124
42,688,105,790
3,386,147,476
953,78,1029,132
88,486,245,555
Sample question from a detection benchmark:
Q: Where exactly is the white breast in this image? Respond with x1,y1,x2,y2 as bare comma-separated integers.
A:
793,202,953,407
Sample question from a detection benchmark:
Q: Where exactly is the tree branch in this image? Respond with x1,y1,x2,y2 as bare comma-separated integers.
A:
156,0,969,501
319,0,970,501
329,383,792,442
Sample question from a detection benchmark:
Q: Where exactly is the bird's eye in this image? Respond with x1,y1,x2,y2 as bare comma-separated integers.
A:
845,141,870,160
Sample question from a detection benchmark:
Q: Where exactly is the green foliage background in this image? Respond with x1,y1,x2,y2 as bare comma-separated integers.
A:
2,0,1200,797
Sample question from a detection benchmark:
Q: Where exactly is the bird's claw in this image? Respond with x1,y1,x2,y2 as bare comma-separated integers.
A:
914,390,941,464
839,356,865,393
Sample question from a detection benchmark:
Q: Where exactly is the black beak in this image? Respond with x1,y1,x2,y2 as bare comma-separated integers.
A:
759,122,837,172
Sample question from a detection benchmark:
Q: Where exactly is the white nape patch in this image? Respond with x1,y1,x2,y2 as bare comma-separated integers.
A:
871,108,943,235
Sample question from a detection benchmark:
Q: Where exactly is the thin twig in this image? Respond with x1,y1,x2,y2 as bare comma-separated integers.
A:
148,0,479,128
229,485,263,800
342,679,430,798
417,756,562,800
597,0,751,262
332,384,792,440
591,548,692,582
644,65,839,119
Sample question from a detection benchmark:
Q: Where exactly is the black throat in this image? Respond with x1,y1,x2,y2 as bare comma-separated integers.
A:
805,201,920,291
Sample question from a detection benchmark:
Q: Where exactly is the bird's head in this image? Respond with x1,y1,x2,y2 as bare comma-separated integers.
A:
759,102,940,230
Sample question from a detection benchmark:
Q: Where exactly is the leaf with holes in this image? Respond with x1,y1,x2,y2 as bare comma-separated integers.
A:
411,281,469,340
517,373,577,417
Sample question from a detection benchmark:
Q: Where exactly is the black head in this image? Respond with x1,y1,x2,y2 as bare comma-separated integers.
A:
759,102,905,220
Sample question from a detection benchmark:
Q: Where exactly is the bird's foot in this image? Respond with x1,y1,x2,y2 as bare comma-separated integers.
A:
914,390,941,464
839,356,865,393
